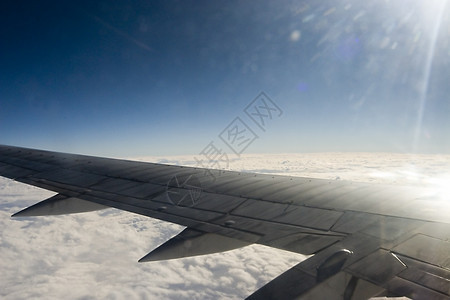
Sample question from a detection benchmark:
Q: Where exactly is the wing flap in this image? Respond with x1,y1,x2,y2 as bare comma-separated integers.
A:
231,198,344,230
397,255,450,296
246,261,385,299
0,162,36,179
248,247,450,299
384,276,448,300
0,154,56,172
393,234,450,269
346,249,406,284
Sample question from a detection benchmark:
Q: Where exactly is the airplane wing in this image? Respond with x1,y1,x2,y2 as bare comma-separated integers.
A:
1,144,449,299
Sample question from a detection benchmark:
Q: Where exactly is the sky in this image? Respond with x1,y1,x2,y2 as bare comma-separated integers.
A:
1,2,449,297
1,0,449,157
1,152,449,299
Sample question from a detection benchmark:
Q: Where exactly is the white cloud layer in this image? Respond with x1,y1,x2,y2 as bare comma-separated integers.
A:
1,153,449,299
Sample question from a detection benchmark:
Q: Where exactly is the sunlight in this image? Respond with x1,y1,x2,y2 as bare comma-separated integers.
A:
412,0,447,152
425,173,450,201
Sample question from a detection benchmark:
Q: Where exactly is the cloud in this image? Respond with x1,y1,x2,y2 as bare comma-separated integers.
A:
1,153,449,299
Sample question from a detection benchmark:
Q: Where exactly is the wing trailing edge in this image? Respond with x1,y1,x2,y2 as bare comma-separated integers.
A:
247,240,450,299
139,227,251,262
11,193,108,217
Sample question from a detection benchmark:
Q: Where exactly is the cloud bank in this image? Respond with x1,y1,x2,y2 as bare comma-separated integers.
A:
1,153,449,299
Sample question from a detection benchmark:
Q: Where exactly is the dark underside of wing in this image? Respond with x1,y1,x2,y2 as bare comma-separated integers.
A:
1,145,449,299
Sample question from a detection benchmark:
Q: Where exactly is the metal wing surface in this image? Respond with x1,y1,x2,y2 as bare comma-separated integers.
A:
1,145,449,299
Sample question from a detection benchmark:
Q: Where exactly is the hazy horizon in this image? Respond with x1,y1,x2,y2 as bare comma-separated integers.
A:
1,152,449,299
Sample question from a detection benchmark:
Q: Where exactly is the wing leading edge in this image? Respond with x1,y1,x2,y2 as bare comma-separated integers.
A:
1,145,449,299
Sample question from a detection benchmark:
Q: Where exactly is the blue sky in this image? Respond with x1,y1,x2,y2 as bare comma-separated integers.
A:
1,0,449,156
